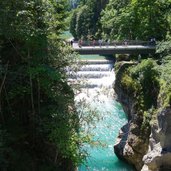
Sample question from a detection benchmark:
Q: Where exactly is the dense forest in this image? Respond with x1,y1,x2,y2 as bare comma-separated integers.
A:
0,0,171,171
70,0,109,39
0,1,87,171
70,0,170,41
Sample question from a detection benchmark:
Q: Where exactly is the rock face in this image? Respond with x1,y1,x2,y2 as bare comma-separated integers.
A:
142,107,171,171
114,62,149,170
114,62,171,171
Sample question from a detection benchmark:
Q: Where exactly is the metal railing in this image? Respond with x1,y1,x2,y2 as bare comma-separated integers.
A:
73,40,156,47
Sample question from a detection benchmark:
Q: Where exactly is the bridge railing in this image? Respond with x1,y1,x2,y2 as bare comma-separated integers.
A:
73,40,156,46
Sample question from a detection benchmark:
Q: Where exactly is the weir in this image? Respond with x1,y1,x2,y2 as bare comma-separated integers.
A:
68,57,135,171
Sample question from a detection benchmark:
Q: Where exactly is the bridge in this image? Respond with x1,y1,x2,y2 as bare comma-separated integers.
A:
72,40,156,55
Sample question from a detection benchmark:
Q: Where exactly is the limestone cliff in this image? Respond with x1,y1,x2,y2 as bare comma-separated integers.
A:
114,60,171,171
142,100,171,171
114,61,150,170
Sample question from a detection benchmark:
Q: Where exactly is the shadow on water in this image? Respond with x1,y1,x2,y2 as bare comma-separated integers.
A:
79,54,115,61
104,54,116,61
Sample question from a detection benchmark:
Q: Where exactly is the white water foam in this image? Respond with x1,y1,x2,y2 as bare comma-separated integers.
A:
67,59,134,171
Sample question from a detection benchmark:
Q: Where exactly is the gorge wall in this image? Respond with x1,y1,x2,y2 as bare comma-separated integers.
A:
114,60,171,171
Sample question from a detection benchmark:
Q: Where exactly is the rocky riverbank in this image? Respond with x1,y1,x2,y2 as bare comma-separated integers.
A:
114,60,171,171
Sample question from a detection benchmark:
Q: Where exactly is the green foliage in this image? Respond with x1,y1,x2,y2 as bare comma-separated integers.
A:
155,4,171,108
118,60,160,139
158,80,171,107
70,9,79,39
76,5,93,39
101,0,169,40
0,0,87,170
157,35,171,57
141,110,153,135
70,0,170,41
130,59,159,109
69,0,109,39
158,57,171,107
130,59,158,80
121,72,141,94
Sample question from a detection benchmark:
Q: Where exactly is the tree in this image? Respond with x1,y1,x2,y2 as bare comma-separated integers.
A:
101,0,169,40
70,9,79,39
0,0,84,170
69,0,109,39
75,5,93,39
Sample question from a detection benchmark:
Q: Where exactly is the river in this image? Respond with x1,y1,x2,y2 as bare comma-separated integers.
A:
68,55,134,171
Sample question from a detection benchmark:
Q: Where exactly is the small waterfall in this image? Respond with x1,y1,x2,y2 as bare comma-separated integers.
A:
67,58,134,171
68,60,115,90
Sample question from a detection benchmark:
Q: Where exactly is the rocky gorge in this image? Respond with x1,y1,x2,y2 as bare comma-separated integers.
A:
114,60,171,171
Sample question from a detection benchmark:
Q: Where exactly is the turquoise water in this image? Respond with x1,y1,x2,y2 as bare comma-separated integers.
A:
79,55,114,60
73,56,134,171
78,97,134,171
68,55,134,171
61,31,73,40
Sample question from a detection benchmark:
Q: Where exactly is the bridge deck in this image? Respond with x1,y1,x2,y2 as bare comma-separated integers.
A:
72,43,156,55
